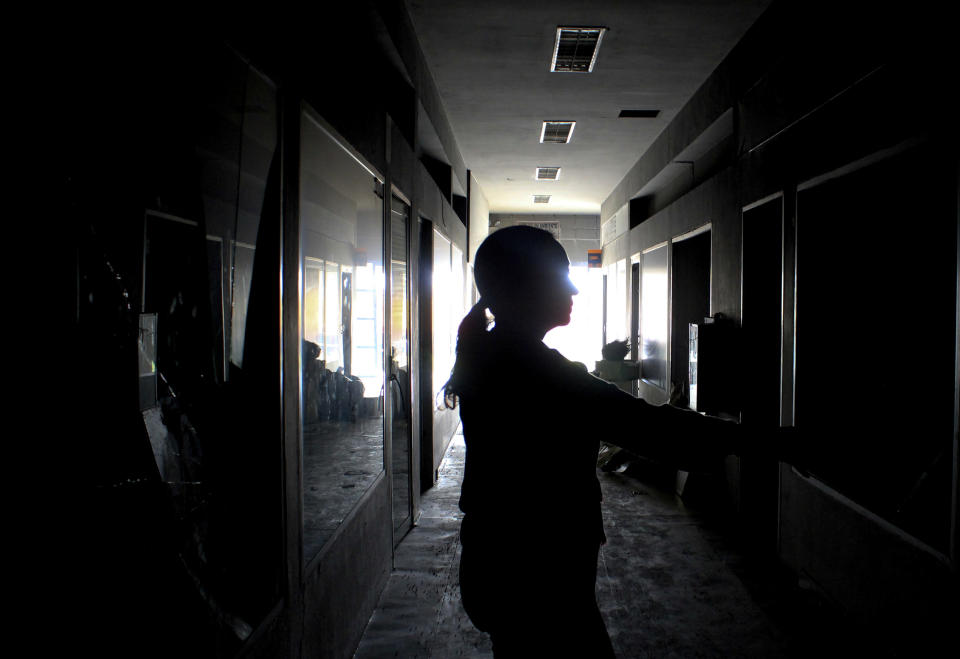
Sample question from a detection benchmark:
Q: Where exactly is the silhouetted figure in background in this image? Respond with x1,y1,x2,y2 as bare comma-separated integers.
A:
445,226,789,657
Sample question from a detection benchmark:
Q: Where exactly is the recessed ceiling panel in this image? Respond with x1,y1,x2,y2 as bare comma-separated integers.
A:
540,121,576,144
551,27,606,73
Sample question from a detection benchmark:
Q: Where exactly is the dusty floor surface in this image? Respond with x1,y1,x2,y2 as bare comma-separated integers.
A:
354,430,889,658
302,417,384,558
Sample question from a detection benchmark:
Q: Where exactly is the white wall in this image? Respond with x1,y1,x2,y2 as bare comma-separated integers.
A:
468,174,490,265
488,213,601,266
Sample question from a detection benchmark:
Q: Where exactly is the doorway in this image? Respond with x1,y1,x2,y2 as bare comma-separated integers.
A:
670,228,711,407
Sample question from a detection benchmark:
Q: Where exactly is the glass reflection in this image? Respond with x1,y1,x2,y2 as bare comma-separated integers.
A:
641,245,668,388
300,110,385,560
390,197,412,534
134,57,281,652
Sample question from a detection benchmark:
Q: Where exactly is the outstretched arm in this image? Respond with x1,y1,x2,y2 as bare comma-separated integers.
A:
589,377,803,473
610,394,738,472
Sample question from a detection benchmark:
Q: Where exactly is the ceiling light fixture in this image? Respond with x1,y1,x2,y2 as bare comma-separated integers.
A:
536,167,561,180
540,121,576,144
551,27,606,73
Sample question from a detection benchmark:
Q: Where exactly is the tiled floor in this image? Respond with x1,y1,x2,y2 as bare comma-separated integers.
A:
354,430,889,658
355,429,487,659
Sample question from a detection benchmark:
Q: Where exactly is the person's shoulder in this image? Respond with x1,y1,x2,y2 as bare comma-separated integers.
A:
544,347,587,373
550,350,632,398
544,348,608,389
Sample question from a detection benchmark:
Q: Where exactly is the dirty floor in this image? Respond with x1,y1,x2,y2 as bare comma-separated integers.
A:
354,429,889,658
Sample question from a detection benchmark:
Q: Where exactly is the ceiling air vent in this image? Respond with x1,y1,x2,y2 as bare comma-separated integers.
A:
551,27,606,73
533,195,551,204
618,109,661,118
540,121,576,144
536,167,561,180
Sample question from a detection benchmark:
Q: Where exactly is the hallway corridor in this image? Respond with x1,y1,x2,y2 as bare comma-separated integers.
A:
355,432,891,658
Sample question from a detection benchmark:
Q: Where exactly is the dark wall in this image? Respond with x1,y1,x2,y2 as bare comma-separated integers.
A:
618,0,958,530
794,144,956,550
605,1,958,652
732,21,958,555
58,3,472,657
670,231,711,402
60,34,284,658
302,477,393,658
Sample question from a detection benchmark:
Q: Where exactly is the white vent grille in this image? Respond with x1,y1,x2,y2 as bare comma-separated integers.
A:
518,221,561,241
533,195,551,204
536,167,561,180
540,121,576,144
551,27,606,73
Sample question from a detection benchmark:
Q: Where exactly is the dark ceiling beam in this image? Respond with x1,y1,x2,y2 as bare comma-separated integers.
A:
600,0,783,224
374,0,469,197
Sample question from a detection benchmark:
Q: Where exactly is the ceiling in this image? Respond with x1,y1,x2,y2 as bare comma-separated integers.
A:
405,0,772,215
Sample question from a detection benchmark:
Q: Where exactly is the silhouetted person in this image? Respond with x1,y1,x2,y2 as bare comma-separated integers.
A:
445,226,792,657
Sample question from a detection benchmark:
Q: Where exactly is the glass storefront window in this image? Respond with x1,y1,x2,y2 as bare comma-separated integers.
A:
299,109,385,561
640,244,668,388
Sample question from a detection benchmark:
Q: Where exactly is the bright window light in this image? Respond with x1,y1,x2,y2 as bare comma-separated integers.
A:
544,266,604,369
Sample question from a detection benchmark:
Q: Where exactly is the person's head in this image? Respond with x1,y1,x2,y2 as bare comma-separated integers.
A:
443,226,577,406
474,225,578,335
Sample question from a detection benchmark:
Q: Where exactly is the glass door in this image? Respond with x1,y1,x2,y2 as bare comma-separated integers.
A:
390,195,413,538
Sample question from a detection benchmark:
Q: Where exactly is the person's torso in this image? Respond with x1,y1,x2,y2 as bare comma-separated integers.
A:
457,330,608,539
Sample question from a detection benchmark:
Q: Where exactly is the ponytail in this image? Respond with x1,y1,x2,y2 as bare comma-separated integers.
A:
443,299,490,408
